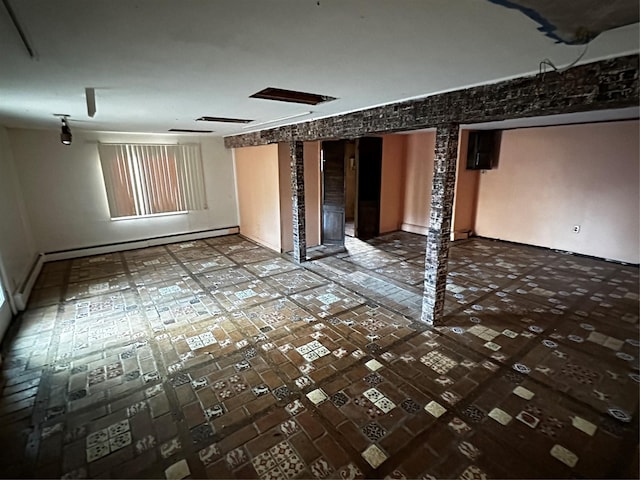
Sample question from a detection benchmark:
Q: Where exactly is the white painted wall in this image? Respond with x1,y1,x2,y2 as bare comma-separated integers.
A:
8,128,238,253
0,127,37,342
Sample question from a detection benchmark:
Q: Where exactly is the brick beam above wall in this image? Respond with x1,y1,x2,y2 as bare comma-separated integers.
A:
224,55,638,148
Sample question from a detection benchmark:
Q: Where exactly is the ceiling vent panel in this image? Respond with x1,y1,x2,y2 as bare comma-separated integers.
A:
196,116,253,124
169,128,213,133
250,87,336,105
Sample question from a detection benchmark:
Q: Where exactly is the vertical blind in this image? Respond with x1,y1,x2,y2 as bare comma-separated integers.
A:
98,143,207,218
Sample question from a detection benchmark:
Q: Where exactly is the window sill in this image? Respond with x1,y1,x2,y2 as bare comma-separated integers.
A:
110,211,188,221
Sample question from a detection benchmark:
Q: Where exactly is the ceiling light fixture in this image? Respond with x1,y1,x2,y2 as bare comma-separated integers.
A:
242,111,313,129
59,117,72,145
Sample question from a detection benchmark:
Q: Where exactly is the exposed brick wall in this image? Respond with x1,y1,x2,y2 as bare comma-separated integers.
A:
290,141,306,263
422,124,459,324
224,55,638,148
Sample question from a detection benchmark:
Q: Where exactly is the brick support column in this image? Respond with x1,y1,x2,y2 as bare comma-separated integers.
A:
421,124,459,325
290,141,307,263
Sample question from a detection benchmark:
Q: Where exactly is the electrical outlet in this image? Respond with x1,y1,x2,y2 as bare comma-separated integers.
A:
572,225,580,233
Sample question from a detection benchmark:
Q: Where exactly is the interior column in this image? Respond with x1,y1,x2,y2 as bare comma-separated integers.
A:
421,123,459,325
290,141,307,263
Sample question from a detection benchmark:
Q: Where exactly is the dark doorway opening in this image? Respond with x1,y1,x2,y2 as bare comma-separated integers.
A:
356,137,383,240
321,137,383,245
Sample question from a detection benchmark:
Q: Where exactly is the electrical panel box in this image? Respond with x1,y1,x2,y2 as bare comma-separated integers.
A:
466,130,501,170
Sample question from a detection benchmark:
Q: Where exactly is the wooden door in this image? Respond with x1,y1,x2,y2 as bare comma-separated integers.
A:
321,140,346,246
356,137,382,240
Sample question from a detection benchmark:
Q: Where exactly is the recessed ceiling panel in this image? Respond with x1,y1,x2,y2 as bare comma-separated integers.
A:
196,116,253,124
168,128,213,133
250,87,336,105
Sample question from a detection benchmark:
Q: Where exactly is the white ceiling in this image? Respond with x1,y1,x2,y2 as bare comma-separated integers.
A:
0,0,638,137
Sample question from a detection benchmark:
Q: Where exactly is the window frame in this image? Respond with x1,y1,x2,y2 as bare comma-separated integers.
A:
98,143,207,220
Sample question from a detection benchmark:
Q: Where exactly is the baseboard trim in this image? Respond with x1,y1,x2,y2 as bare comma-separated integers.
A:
451,230,471,241
43,226,239,262
473,235,640,267
237,234,280,253
13,253,44,311
401,223,428,236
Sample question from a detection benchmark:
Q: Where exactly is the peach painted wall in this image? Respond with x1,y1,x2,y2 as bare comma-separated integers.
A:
279,142,321,252
452,129,480,239
234,144,281,251
475,120,639,263
401,131,436,235
278,143,293,252
380,134,407,233
304,142,321,248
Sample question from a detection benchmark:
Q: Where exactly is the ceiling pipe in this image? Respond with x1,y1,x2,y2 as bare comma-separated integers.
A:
2,0,35,59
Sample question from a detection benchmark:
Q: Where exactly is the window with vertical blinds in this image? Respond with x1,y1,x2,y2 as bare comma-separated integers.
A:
98,143,207,219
